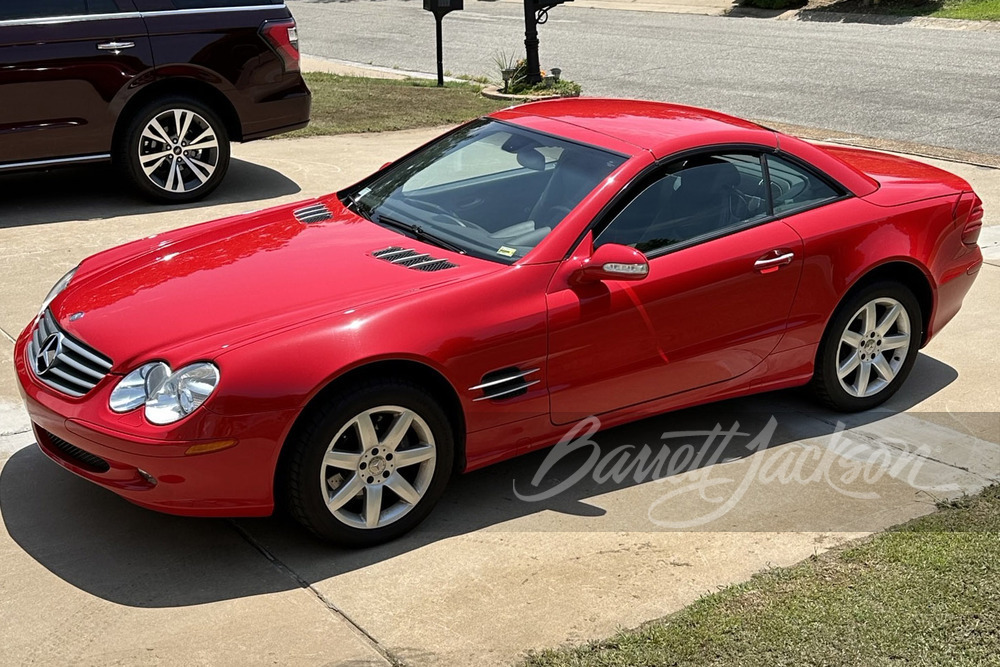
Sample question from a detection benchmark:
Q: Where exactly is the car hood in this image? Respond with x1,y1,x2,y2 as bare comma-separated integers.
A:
50,197,495,371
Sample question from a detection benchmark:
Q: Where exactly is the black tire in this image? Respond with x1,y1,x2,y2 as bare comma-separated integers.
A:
116,94,230,203
811,281,922,412
282,379,455,547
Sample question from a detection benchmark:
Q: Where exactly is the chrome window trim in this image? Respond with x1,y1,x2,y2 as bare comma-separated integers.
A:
0,154,111,171
0,4,286,27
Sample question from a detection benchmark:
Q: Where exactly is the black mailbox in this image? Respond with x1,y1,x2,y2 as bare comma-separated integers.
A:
423,0,463,14
424,0,463,86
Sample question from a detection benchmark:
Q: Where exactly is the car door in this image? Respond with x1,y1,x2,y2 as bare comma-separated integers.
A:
546,151,805,424
0,0,153,165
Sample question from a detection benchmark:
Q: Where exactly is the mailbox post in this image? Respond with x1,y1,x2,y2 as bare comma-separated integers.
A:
523,0,572,85
423,0,463,87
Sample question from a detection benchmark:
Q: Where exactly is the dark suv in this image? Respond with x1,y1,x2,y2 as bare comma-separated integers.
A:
0,0,310,202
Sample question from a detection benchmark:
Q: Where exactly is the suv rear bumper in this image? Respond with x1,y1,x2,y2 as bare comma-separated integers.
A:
240,82,311,141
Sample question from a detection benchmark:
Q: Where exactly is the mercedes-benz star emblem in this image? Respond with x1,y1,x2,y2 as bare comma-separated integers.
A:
36,333,64,375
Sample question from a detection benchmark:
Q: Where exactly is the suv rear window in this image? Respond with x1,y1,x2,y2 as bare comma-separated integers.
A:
0,0,121,20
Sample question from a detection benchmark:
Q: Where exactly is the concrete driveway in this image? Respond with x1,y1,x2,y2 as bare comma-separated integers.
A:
1,131,998,665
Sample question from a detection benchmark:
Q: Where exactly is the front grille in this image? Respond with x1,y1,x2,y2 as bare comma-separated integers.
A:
27,309,113,397
293,202,333,223
371,246,457,272
44,430,110,473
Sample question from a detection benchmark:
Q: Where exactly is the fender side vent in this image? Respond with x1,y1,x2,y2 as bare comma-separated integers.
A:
294,203,333,223
469,367,540,402
371,246,457,272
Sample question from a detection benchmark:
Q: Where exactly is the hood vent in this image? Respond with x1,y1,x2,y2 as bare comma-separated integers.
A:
293,202,333,223
469,367,540,402
371,246,457,272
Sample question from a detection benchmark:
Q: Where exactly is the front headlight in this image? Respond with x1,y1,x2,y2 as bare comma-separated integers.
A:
145,363,221,425
38,266,77,318
109,362,220,425
109,362,170,413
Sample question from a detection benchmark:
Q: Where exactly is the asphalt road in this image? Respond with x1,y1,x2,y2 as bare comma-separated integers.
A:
288,0,1000,156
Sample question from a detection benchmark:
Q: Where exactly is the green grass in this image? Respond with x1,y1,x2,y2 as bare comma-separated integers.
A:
811,0,1000,20
524,485,1000,667
282,72,508,138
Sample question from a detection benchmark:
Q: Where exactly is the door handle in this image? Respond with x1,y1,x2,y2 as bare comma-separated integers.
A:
97,41,135,53
754,250,795,274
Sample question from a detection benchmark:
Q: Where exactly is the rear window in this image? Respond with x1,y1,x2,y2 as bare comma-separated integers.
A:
0,0,121,20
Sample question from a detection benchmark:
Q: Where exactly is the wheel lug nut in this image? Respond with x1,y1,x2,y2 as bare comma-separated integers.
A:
385,453,393,461
382,471,390,478
359,462,367,470
372,448,379,455
367,476,374,484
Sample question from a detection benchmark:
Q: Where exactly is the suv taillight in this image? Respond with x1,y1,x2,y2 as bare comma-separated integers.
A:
260,19,300,73
963,204,983,246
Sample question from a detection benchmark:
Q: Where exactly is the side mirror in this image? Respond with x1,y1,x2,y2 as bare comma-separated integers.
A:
573,243,649,284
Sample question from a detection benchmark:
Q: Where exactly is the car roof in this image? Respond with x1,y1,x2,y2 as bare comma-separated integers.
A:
490,97,778,159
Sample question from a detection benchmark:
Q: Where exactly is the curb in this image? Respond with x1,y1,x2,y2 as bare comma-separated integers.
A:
481,85,581,102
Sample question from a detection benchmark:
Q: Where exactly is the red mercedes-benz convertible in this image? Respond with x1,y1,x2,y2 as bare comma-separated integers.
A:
15,99,984,544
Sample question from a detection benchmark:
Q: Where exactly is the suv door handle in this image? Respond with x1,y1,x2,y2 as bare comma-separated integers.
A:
754,250,795,274
97,41,135,52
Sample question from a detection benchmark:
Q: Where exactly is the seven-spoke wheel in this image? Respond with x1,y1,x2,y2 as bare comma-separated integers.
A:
283,379,454,546
118,95,230,203
320,406,437,530
813,282,921,411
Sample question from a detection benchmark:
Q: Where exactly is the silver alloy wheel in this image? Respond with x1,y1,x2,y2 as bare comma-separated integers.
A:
138,109,219,194
836,296,912,398
319,405,437,529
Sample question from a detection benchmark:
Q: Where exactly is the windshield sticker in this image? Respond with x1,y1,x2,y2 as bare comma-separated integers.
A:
497,246,517,258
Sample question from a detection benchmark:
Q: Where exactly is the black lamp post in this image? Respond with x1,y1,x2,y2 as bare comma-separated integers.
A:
523,0,572,85
423,0,464,87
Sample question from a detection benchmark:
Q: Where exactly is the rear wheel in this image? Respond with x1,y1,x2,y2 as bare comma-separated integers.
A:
812,282,921,412
117,95,230,203
283,379,454,546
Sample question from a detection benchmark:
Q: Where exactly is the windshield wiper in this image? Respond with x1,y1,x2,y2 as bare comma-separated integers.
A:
374,213,467,255
345,192,369,218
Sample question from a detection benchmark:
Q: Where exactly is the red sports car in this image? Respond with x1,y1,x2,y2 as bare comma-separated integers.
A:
15,99,984,545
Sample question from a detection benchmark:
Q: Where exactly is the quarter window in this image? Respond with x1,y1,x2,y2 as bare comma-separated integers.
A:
0,0,122,19
766,154,841,215
596,152,769,255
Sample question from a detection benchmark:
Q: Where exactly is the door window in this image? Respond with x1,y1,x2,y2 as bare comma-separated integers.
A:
0,1,122,20
596,152,769,255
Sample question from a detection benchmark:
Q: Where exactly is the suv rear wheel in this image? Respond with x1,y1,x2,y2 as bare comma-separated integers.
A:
117,95,231,203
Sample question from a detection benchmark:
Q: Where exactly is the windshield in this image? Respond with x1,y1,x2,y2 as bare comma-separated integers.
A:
343,119,628,264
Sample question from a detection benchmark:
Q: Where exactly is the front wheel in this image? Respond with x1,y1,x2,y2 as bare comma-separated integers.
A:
812,281,922,412
282,379,455,546
117,95,230,203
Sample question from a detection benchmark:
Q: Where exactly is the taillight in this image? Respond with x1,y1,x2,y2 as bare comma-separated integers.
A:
963,204,983,246
260,19,300,73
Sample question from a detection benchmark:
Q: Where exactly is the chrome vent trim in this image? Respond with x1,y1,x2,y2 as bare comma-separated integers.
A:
470,368,540,402
293,202,333,223
371,246,457,272
26,310,113,398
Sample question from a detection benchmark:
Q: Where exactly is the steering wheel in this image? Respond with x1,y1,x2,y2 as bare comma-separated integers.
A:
403,198,474,227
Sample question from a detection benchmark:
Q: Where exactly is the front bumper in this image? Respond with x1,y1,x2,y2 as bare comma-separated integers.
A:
14,325,296,517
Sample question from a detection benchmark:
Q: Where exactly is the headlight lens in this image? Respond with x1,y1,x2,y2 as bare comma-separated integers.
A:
145,363,221,425
108,361,220,425
109,362,170,413
38,266,77,318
